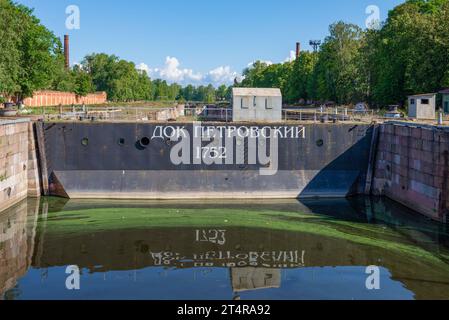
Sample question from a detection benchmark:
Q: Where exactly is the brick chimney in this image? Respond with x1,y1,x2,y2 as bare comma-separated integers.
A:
64,35,70,69
296,42,301,60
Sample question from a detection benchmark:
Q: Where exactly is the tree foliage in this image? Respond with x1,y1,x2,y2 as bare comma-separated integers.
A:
2,0,448,106
240,0,449,107
367,0,449,106
0,0,64,99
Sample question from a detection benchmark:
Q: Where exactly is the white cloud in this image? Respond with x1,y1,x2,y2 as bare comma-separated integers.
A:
136,48,297,86
157,56,203,82
246,50,298,69
284,50,296,63
247,60,273,68
136,58,202,83
205,66,238,85
136,57,240,86
136,62,150,74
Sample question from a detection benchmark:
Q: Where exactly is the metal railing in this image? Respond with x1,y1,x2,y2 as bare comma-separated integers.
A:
197,107,380,123
283,107,378,123
36,105,382,123
40,105,185,122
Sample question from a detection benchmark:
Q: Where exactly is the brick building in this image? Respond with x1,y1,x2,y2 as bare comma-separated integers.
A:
20,90,107,107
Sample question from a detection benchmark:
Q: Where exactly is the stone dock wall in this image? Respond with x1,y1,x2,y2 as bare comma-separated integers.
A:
0,119,41,213
373,122,449,223
0,199,39,298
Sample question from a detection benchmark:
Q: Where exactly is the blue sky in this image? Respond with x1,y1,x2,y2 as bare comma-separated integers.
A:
17,0,404,86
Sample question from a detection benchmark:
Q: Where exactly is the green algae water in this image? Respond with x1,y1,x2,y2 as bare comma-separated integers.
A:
1,197,448,300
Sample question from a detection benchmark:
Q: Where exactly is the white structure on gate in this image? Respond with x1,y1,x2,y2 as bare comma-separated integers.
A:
408,93,436,120
232,88,282,122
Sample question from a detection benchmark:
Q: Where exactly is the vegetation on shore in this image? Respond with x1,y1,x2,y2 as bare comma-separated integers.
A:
240,0,449,107
1,0,448,107
0,0,231,103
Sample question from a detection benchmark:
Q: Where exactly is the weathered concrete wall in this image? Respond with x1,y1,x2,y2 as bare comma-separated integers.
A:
153,104,185,121
20,90,107,107
0,119,40,214
373,122,449,223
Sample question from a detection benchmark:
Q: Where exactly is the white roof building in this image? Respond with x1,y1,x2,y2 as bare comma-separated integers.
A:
408,93,436,120
232,88,282,122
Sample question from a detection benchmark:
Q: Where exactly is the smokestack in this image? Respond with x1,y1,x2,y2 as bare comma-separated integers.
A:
64,35,70,69
296,42,301,59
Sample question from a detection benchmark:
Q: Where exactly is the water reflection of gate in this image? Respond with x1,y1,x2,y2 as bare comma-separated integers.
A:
231,268,281,292
149,250,305,269
1,197,449,299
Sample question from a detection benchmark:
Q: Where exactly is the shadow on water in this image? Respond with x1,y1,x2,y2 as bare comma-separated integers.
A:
0,196,448,300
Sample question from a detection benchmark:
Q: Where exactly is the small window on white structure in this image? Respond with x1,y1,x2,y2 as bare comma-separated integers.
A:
241,98,248,109
421,99,429,105
265,98,272,109
410,99,415,105
253,96,257,107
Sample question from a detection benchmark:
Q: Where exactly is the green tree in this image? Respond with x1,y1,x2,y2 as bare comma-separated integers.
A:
0,0,23,98
240,61,271,87
52,67,76,93
240,61,293,98
17,6,64,99
313,22,365,104
153,79,169,100
82,53,117,95
216,85,228,101
168,83,181,101
82,53,154,101
285,52,316,103
0,0,64,100
72,65,94,97
135,70,154,101
366,0,449,106
180,84,196,101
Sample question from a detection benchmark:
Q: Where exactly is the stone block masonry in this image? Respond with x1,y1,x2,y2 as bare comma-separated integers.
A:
0,119,41,213
373,122,449,223
0,199,40,296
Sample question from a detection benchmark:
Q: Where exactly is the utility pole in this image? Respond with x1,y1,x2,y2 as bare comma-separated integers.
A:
309,40,321,53
309,40,322,64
